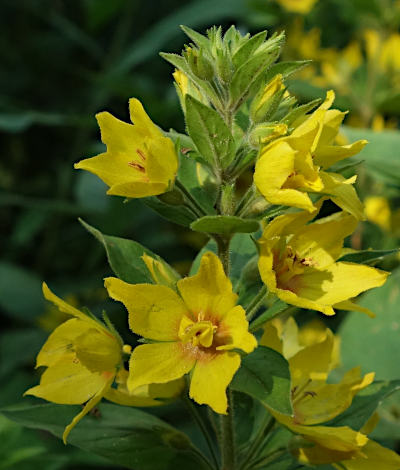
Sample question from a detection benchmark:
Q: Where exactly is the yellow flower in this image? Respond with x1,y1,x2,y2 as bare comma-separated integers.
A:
74,99,178,198
261,318,379,461
105,252,257,414
258,206,388,316
276,0,319,14
254,91,367,219
25,284,177,443
364,196,391,231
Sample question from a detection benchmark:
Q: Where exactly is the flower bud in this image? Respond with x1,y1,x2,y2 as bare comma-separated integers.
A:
184,46,214,81
249,123,288,147
250,74,286,123
141,253,180,288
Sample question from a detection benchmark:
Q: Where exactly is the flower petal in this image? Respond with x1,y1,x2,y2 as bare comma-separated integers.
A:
315,140,367,169
127,343,195,390
105,278,187,341
254,141,315,211
298,262,388,307
177,252,237,320
189,351,240,414
337,439,400,470
216,305,257,353
25,354,106,405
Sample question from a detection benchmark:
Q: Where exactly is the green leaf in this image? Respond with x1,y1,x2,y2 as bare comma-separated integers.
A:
230,49,279,111
232,30,267,68
79,219,180,284
185,95,236,169
1,403,210,470
341,127,400,186
231,346,293,415
338,249,399,264
143,196,197,227
250,300,289,332
327,380,400,431
0,262,44,322
190,215,260,235
339,267,400,381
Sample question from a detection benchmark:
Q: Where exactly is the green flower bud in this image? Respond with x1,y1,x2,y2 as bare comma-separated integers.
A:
250,74,286,123
249,123,288,147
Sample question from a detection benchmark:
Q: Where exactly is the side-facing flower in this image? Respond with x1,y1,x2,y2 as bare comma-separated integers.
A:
258,206,388,316
261,318,400,469
25,284,177,443
276,0,319,14
105,252,257,414
74,98,178,198
254,91,367,219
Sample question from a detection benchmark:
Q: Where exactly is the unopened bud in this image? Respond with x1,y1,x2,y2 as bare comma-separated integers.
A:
184,46,214,81
249,123,288,147
216,49,233,84
250,74,286,123
142,254,180,288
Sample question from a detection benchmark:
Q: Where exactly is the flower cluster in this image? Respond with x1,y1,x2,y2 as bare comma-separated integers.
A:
25,25,399,470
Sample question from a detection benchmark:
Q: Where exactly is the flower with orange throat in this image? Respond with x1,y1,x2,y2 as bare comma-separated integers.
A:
74,98,178,198
105,252,257,414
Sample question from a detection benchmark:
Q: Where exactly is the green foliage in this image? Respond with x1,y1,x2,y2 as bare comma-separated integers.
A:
79,220,179,284
338,249,399,264
190,215,260,235
1,404,210,470
231,346,293,415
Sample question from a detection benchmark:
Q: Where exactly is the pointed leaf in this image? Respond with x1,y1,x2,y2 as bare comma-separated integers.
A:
338,249,399,265
231,346,293,415
185,95,236,169
1,403,210,470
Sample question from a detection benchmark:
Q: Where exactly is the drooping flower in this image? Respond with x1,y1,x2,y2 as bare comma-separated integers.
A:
105,252,257,414
25,284,181,443
254,91,367,219
257,206,388,316
261,318,400,469
74,98,178,198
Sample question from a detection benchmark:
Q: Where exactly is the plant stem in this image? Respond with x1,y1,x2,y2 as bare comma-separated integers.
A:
246,285,268,321
235,185,257,217
219,389,236,470
240,416,275,470
175,179,208,217
183,396,220,470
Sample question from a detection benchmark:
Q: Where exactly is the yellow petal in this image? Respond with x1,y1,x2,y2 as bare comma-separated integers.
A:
42,283,100,328
128,98,163,140
105,278,187,341
254,141,315,211
177,252,237,320
314,140,367,169
320,171,365,220
260,320,283,354
146,135,178,183
290,211,358,268
294,369,374,425
104,387,162,407
336,439,400,470
127,343,195,390
107,181,168,198
334,299,376,318
296,443,358,465
216,305,257,354
74,328,121,373
35,318,92,368
275,287,336,316
298,262,388,307
25,354,106,405
189,351,240,414
289,328,335,389
63,374,113,443
319,109,347,146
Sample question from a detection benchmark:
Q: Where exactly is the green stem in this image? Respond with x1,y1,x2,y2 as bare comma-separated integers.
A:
240,416,275,470
235,185,258,218
183,396,220,470
247,447,286,469
219,389,236,470
175,179,208,217
246,286,268,321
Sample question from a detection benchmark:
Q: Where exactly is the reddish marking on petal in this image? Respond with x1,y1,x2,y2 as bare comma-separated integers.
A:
102,371,115,380
136,149,146,161
128,161,146,173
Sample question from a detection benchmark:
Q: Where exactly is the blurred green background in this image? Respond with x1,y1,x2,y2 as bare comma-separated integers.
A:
1,0,400,468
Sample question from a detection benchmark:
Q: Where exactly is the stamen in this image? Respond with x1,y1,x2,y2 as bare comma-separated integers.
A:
136,149,146,161
128,161,146,173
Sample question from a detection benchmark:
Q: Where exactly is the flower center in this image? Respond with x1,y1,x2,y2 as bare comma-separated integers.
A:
274,245,314,292
128,149,147,174
179,316,217,348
